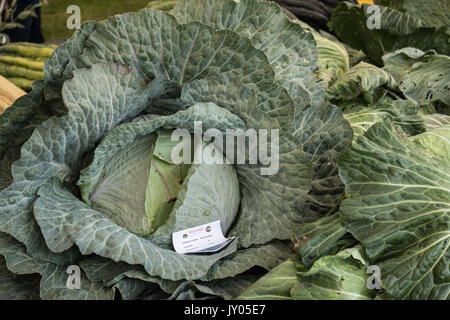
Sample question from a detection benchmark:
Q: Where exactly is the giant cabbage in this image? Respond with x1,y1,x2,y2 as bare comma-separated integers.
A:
0,0,448,301
0,0,353,300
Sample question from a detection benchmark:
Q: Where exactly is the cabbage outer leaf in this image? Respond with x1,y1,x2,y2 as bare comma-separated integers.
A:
339,120,450,299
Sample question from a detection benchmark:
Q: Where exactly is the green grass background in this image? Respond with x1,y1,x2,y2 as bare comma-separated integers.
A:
42,0,150,41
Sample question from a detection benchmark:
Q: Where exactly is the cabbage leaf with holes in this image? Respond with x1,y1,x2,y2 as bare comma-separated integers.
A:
383,48,450,115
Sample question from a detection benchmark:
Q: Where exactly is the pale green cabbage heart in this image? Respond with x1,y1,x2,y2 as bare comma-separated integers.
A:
78,124,240,237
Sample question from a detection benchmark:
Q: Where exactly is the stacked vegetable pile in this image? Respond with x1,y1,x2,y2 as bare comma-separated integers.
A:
0,42,56,91
0,0,448,300
0,75,25,113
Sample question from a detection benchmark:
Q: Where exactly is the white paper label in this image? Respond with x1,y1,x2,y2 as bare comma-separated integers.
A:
172,220,234,254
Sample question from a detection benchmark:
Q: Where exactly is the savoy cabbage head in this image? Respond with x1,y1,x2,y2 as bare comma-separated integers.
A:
0,0,353,299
